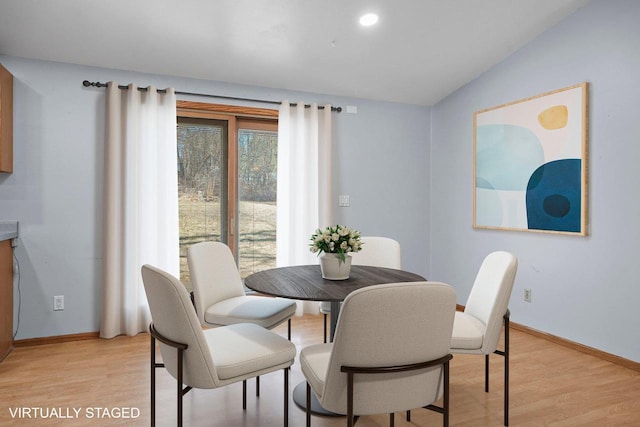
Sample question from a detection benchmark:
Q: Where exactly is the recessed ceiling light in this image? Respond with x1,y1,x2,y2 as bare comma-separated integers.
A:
359,13,379,27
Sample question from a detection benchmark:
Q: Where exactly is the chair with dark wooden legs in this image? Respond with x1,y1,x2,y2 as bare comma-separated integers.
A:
449,251,518,426
187,242,296,337
188,242,297,397
141,264,296,427
301,281,456,427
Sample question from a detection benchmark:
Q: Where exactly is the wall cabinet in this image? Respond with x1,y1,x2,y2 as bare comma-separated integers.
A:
0,240,12,361
0,63,13,173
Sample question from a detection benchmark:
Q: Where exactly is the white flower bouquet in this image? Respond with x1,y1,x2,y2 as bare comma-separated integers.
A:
309,225,362,263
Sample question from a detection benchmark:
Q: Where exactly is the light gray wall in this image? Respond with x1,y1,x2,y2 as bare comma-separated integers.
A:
0,55,430,339
430,0,640,362
333,100,431,272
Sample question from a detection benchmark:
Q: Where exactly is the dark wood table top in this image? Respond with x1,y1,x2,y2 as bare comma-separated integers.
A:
244,264,426,302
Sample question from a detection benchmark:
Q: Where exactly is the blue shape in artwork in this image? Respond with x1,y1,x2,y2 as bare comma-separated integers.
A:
476,177,495,190
526,159,581,232
543,194,571,218
476,124,545,191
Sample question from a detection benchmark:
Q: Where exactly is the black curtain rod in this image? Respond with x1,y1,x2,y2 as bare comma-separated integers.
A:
82,80,342,112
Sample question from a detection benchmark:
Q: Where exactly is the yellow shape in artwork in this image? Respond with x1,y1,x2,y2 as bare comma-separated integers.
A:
538,105,568,130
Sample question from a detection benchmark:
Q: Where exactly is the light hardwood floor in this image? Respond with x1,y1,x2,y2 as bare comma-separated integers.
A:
1,314,639,426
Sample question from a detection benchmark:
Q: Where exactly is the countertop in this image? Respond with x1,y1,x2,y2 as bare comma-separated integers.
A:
0,221,18,242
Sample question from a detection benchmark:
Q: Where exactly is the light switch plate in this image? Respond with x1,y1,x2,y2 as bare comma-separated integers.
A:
54,295,64,311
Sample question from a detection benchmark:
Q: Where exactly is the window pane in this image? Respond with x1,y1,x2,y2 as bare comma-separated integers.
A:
177,118,228,288
238,128,277,278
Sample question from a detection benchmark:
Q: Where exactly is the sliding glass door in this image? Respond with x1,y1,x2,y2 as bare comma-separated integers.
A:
177,118,229,287
238,121,278,277
176,106,278,288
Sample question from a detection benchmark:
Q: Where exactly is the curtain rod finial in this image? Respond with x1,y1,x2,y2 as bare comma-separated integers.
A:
83,80,108,88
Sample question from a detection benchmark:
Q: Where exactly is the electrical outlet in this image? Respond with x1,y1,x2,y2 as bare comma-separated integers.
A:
338,195,350,207
524,288,532,303
54,295,64,311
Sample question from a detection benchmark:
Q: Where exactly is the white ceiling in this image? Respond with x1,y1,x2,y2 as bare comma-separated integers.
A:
0,0,589,106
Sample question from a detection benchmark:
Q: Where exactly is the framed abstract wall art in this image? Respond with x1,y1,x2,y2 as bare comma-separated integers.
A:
473,83,588,235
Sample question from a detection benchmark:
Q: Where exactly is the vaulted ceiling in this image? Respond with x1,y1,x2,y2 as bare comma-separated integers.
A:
0,0,589,105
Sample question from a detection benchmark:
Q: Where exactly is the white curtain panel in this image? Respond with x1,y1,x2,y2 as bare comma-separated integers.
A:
276,101,333,315
101,82,179,338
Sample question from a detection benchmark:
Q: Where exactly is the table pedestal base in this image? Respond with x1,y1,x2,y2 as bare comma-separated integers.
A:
292,382,343,417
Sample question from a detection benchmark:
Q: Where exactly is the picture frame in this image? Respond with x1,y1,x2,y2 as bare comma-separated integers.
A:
473,83,588,235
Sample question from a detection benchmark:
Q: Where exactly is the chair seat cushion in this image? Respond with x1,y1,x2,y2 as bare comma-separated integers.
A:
319,301,342,314
299,343,333,399
450,311,485,350
319,301,331,313
204,296,296,329
204,323,296,381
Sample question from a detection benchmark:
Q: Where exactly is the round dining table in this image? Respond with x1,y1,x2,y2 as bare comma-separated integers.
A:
244,264,426,341
244,264,426,416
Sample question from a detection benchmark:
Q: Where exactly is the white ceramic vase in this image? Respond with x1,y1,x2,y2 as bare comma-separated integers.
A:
319,253,352,280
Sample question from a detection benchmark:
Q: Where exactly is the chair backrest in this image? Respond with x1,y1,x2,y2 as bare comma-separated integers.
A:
141,264,219,389
187,242,245,325
320,281,456,415
351,236,402,269
464,251,518,354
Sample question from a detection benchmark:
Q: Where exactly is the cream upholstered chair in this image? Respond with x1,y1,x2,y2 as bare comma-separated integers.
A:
301,281,456,427
188,242,296,397
319,236,401,342
187,241,296,338
141,264,296,427
450,251,518,426
350,236,402,269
